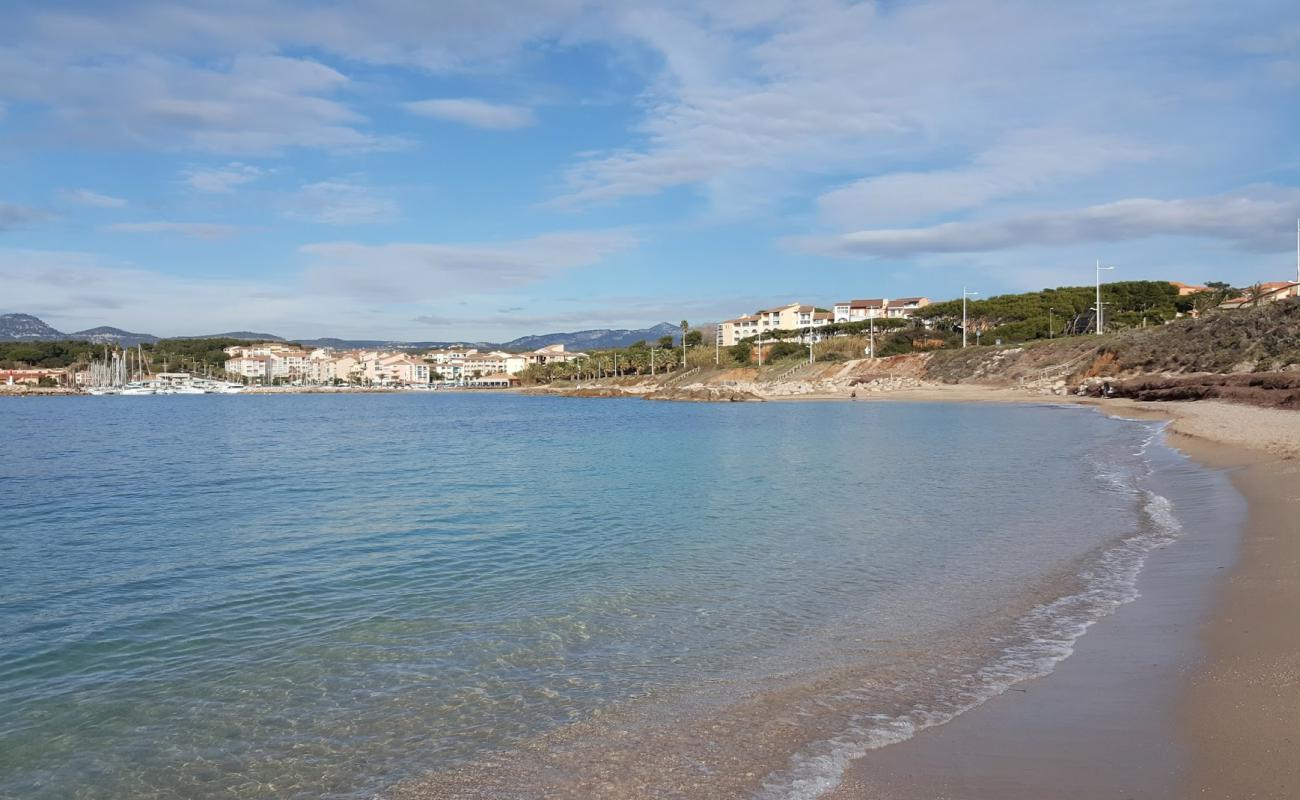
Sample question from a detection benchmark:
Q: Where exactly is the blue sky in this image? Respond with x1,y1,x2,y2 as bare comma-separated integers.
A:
2,0,1299,340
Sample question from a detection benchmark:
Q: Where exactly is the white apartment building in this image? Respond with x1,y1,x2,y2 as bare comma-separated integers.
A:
833,297,931,322
268,349,311,380
364,354,430,385
524,344,586,366
884,297,931,318
224,355,271,380
832,299,887,322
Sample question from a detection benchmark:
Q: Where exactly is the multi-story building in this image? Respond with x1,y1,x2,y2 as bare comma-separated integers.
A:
1219,281,1300,309
524,344,586,366
832,299,887,322
267,349,311,380
365,354,430,385
716,303,831,347
884,297,931,319
833,297,931,322
224,355,271,381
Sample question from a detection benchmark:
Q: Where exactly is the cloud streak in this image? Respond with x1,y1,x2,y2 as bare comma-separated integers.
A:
0,51,402,155
282,179,399,225
404,98,535,129
817,130,1158,227
793,187,1300,257
183,163,265,193
59,188,128,208
0,202,52,230
104,221,242,239
301,230,640,299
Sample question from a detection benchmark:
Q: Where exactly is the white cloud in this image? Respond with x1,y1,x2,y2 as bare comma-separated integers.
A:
0,1,581,154
300,230,640,299
0,50,402,155
817,130,1157,227
792,186,1300,258
183,163,264,193
404,98,535,130
548,0,1290,213
59,188,128,208
103,221,242,239
282,179,399,225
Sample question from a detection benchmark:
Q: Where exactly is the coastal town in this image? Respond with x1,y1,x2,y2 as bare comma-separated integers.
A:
3,278,1300,394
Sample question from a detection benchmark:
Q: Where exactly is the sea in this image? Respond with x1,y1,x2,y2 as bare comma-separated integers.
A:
0,394,1239,799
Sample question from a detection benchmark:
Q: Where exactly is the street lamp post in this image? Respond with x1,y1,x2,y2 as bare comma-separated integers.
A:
1048,307,1055,339
962,287,979,348
1095,260,1115,335
806,310,814,365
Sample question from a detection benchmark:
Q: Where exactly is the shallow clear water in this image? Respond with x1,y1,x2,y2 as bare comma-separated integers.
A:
0,395,1205,799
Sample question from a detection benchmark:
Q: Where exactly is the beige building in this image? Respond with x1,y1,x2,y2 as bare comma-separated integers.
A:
224,355,271,381
366,354,430,385
832,299,886,322
833,297,930,322
1169,281,1210,296
525,344,586,365
716,303,831,347
1219,281,1300,309
884,297,931,319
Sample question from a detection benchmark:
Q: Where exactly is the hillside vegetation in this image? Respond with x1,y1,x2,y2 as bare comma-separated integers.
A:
0,337,283,372
922,298,1300,384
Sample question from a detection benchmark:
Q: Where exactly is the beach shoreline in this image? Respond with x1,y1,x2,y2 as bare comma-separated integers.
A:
803,387,1299,799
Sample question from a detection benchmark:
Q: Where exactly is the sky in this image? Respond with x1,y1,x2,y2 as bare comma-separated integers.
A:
2,0,1299,341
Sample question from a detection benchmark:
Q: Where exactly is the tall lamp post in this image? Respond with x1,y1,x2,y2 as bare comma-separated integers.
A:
806,309,814,365
1048,307,1055,339
1095,260,1115,335
962,287,979,348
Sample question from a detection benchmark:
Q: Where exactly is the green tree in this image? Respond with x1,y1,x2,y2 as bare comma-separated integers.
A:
730,341,753,365
685,330,703,347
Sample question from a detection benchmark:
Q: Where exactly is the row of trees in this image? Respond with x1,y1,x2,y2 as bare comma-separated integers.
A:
912,280,1190,343
0,337,281,374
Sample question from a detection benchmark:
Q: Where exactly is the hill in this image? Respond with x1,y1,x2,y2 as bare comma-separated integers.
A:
919,298,1300,384
500,323,680,351
914,280,1202,342
69,326,160,347
0,313,66,341
188,331,285,341
295,337,479,350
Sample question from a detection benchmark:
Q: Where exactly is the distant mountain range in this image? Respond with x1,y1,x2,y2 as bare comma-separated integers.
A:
498,323,682,351
0,313,683,352
0,315,161,347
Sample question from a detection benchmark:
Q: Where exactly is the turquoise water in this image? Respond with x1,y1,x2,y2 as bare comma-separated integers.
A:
0,395,1199,798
